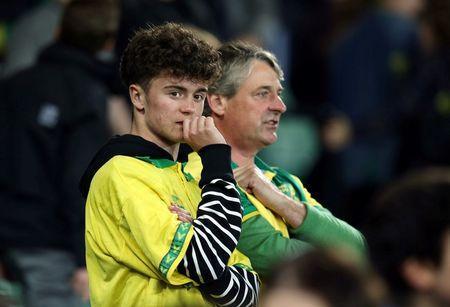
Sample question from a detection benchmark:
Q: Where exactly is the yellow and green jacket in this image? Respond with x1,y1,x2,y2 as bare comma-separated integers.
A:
186,153,366,278
79,135,259,306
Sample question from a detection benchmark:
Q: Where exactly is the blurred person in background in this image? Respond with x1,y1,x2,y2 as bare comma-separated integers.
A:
0,0,120,306
114,0,228,58
365,168,450,306
186,42,366,279
114,0,283,55
0,0,41,69
261,249,383,307
281,0,368,214
397,0,450,173
2,0,71,78
328,0,424,226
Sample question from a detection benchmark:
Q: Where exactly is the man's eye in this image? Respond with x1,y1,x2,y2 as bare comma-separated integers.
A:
257,91,269,97
170,91,181,97
194,94,206,102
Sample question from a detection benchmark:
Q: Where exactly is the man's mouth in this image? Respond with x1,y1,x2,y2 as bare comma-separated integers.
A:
265,119,279,126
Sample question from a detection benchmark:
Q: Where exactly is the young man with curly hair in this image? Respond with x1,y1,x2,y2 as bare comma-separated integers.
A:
79,23,259,306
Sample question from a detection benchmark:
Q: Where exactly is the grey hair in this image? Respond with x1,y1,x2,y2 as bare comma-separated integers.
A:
205,42,283,115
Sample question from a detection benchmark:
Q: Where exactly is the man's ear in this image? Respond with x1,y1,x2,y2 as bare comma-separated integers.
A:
129,84,146,112
207,93,227,116
401,258,437,292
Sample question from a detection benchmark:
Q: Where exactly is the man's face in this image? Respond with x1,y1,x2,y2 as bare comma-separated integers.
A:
221,60,286,152
140,75,207,147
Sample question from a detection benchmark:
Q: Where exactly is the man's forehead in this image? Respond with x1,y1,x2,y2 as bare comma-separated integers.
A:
152,74,208,91
244,61,282,87
243,75,282,92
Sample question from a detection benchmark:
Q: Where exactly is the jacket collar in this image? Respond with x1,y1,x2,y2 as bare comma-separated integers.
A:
79,134,191,198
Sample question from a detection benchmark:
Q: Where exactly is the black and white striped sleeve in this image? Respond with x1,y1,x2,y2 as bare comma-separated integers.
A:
177,144,259,306
200,265,260,307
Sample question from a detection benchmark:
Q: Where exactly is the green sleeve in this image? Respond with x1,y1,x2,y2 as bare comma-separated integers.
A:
290,204,367,255
237,214,312,278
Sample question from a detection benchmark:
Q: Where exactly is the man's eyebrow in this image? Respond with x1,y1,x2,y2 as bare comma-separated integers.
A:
255,85,284,92
195,87,208,93
163,85,187,91
163,85,208,93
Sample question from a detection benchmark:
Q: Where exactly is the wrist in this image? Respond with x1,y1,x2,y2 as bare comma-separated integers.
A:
268,192,306,228
287,200,306,228
198,144,234,187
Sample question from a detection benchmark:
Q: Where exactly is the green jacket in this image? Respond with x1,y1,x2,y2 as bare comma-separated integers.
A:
186,153,366,278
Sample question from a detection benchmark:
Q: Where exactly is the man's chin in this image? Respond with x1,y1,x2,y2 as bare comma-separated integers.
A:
260,133,278,147
163,133,183,146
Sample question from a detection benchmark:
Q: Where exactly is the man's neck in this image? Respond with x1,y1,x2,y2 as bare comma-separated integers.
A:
130,122,179,160
216,123,258,166
230,146,257,167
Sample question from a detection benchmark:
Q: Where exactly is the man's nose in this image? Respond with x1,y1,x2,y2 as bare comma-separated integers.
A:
180,98,196,114
270,95,287,113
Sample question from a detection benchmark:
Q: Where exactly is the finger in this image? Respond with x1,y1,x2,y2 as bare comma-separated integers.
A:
205,116,214,128
178,208,192,217
170,204,186,211
234,175,250,189
236,169,256,188
170,205,192,218
190,116,199,135
177,211,193,222
197,116,206,132
178,210,193,220
234,166,253,180
233,170,248,183
170,206,185,215
178,216,193,223
178,211,193,219
240,161,255,171
233,165,251,177
183,118,191,140
172,206,190,217
233,168,250,181
235,175,252,192
234,163,253,175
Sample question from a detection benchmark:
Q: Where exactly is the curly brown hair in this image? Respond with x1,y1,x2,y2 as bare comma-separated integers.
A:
120,22,221,90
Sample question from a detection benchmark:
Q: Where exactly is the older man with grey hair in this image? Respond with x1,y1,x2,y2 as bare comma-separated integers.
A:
187,42,366,278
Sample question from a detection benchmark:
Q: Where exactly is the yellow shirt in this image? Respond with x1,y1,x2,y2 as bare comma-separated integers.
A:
85,155,252,306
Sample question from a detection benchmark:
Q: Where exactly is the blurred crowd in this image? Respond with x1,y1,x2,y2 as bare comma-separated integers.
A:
0,0,449,306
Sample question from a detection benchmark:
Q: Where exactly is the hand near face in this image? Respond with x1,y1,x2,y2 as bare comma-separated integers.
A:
182,116,226,151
